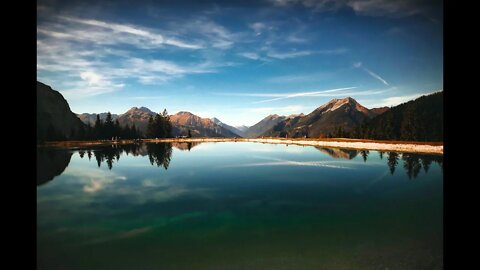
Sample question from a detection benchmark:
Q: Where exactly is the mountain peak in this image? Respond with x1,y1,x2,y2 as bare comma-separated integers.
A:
126,106,154,114
317,97,368,114
267,114,282,119
176,111,194,115
138,106,153,113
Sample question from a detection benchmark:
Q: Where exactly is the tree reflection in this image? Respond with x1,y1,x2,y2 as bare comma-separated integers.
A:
387,152,399,175
421,155,432,173
401,154,443,179
360,150,369,162
315,147,443,180
88,143,172,170
90,144,133,169
147,143,173,170
402,154,422,179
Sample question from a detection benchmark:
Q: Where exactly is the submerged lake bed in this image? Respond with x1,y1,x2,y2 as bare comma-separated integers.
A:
37,142,443,270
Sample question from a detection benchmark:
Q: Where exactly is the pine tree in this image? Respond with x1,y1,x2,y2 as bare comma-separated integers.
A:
114,119,121,139
131,123,138,138
162,109,172,138
104,112,114,139
94,114,103,139
147,115,155,138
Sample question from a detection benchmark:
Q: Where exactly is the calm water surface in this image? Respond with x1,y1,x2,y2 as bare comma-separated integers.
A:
37,142,443,270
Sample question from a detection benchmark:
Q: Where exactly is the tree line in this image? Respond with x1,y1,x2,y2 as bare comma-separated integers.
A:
146,109,172,139
327,92,443,142
40,109,173,141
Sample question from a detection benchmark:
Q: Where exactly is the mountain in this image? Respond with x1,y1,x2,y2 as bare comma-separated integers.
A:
117,107,156,134
37,81,85,141
349,92,443,141
211,117,244,137
370,107,390,115
169,112,238,138
263,97,380,138
243,114,287,138
235,125,249,132
77,112,119,126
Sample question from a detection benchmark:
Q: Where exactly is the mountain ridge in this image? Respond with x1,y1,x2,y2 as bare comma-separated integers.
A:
262,97,386,138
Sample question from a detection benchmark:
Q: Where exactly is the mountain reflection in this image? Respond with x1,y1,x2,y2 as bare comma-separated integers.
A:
172,142,202,151
37,147,73,186
315,147,358,159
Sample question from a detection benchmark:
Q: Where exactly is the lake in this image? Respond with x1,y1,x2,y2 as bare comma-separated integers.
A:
37,142,443,270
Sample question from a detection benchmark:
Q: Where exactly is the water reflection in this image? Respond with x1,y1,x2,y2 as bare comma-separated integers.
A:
360,150,369,162
387,152,400,175
171,142,201,151
37,142,443,269
402,153,443,179
147,143,172,169
315,147,358,159
37,148,73,186
38,143,443,185
314,147,442,179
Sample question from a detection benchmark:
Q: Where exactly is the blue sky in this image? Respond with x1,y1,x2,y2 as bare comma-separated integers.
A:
37,0,443,126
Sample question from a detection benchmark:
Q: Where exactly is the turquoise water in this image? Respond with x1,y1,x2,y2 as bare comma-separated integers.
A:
37,142,443,270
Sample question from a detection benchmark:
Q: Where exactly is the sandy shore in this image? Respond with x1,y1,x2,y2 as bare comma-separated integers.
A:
41,137,443,155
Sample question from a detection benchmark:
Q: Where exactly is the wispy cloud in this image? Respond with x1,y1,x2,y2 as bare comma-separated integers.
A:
215,86,390,104
265,72,333,83
249,22,269,36
267,50,313,59
238,52,261,60
220,157,353,169
40,15,203,50
37,12,242,97
60,15,202,49
267,48,347,59
364,67,389,86
172,16,243,49
347,0,422,17
354,62,389,86
253,86,357,103
269,0,431,18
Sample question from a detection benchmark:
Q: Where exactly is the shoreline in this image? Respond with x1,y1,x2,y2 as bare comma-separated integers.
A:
39,137,443,155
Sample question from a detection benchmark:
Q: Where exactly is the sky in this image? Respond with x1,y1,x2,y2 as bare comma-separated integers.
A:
37,0,443,126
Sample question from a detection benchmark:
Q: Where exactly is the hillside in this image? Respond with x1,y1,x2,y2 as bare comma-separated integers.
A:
212,117,244,137
169,112,238,138
37,81,85,141
117,107,156,134
263,97,382,138
348,92,443,141
243,114,287,138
